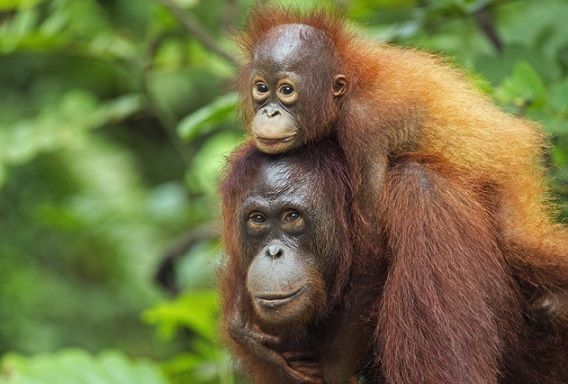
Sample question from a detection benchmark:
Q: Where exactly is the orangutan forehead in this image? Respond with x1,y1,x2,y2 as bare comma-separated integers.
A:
246,159,317,201
259,160,313,190
254,23,335,66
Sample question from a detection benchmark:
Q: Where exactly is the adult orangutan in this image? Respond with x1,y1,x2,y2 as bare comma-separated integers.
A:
235,8,568,300
219,141,568,384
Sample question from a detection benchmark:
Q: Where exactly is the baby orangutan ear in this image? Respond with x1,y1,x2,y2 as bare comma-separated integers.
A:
333,74,347,97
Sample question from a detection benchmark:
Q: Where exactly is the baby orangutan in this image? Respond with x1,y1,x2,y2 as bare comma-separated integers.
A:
236,8,568,323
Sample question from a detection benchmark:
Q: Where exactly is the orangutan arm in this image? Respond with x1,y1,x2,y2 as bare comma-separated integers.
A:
377,155,519,384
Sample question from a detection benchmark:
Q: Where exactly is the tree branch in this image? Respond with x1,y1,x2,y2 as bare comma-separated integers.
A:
155,220,220,295
158,0,240,67
472,6,503,54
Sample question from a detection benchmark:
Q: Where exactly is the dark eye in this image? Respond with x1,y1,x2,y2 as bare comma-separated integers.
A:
284,210,300,222
280,85,294,95
249,212,266,224
256,83,269,93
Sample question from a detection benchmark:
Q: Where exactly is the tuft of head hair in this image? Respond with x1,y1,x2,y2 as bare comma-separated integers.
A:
236,6,352,60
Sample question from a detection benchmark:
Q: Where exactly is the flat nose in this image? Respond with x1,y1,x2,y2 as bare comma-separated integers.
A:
266,244,284,258
262,106,281,118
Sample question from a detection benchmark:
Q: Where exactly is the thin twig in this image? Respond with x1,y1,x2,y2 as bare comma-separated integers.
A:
472,6,503,54
159,0,240,67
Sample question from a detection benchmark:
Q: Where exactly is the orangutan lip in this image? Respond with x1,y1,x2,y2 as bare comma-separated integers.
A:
256,288,304,308
256,135,296,145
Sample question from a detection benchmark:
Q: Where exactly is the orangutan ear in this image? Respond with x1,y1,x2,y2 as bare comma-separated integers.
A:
333,74,347,97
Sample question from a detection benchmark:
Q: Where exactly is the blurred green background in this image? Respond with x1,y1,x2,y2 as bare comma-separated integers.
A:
0,0,566,383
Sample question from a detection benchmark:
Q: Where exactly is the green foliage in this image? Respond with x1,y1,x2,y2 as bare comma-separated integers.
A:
495,62,547,108
177,93,238,141
0,92,142,186
143,291,235,384
0,350,168,384
0,0,566,382
145,291,219,342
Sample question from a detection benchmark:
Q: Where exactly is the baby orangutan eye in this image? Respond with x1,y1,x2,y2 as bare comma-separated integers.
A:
279,84,294,95
252,80,271,103
256,83,269,93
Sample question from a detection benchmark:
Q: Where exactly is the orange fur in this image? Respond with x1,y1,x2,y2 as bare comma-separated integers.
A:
237,7,568,286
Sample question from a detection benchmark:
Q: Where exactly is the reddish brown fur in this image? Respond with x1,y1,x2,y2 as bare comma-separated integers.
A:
219,144,568,383
219,141,372,383
378,156,518,383
378,156,567,383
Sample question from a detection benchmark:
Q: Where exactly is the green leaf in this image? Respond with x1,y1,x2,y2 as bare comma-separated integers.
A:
177,240,220,290
185,131,243,196
177,93,238,141
474,45,561,85
494,61,547,108
91,94,144,127
143,290,219,342
498,0,568,57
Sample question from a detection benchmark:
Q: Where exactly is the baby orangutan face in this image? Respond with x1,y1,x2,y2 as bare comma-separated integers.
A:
247,24,346,154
